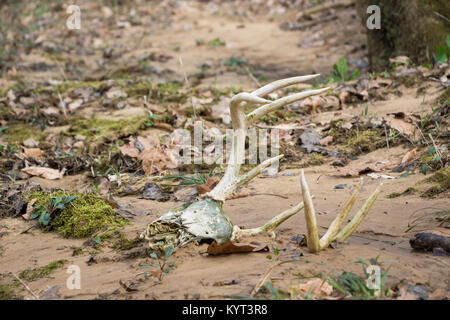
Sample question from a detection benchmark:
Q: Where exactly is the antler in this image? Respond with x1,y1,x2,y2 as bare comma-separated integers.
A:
300,169,383,253
206,75,329,202
143,76,382,253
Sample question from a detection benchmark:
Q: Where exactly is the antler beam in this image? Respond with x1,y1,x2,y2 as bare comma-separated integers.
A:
206,76,330,201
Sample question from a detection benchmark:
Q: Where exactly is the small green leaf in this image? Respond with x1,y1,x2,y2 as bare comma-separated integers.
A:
264,281,280,299
446,34,450,49
420,164,427,175
38,211,51,226
428,146,436,155
436,44,448,64
95,236,102,244
164,245,174,260
64,196,77,204
55,203,65,210
432,156,441,162
347,68,359,81
400,171,410,178
30,207,42,220
337,58,347,81
149,252,158,260
156,263,161,270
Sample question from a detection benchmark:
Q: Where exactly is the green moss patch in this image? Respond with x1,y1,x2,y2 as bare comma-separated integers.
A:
124,81,187,103
386,187,416,199
0,274,21,300
302,152,324,167
0,122,45,145
19,260,67,282
346,130,385,154
27,191,128,238
112,233,143,251
328,121,394,156
436,87,450,106
418,167,450,198
64,117,145,151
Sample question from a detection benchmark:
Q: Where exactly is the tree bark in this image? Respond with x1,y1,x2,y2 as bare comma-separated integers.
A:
356,0,450,71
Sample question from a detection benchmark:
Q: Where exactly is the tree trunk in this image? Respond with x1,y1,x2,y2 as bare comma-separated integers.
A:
356,0,450,71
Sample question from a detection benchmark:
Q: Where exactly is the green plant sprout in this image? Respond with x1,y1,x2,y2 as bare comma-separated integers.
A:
326,256,391,299
329,58,359,83
149,245,176,280
31,195,77,226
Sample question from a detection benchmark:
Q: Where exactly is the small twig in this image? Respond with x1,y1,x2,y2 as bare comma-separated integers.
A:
227,192,289,200
244,66,261,87
384,125,390,152
251,193,289,199
428,134,444,167
251,260,296,296
413,122,430,145
20,224,37,234
12,273,40,300
251,261,284,296
179,56,197,119
0,173,14,182
434,11,450,24
57,91,67,117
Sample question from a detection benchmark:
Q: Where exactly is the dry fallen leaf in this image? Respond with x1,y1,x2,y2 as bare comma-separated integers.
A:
118,142,140,158
21,167,63,180
22,147,44,159
337,161,395,177
119,136,177,175
42,107,60,116
295,278,333,298
339,91,350,106
22,198,37,220
389,56,410,65
385,116,415,136
94,176,111,195
119,279,138,292
401,148,417,166
195,176,219,195
320,136,333,146
207,240,269,255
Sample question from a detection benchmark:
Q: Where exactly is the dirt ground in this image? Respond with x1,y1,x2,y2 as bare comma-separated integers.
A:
0,0,449,300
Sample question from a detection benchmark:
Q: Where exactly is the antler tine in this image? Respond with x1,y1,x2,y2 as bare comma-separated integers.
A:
251,74,321,97
300,169,320,253
246,87,330,124
318,178,363,250
335,182,383,242
207,155,283,201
